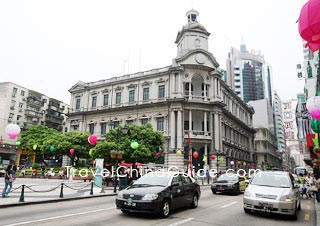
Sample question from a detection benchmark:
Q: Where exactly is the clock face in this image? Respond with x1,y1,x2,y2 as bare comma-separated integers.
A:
194,39,200,47
195,53,206,64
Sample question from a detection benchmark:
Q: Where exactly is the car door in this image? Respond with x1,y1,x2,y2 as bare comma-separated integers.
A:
170,174,185,209
181,174,194,205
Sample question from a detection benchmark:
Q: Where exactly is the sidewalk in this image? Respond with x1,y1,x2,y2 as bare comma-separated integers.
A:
0,178,116,207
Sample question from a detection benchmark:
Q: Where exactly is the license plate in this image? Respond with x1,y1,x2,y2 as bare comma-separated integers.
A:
218,186,224,190
124,201,136,207
258,203,272,211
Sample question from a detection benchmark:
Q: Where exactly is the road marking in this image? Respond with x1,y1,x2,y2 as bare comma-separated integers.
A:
307,204,311,210
305,213,310,221
167,218,194,226
3,207,116,226
221,201,237,208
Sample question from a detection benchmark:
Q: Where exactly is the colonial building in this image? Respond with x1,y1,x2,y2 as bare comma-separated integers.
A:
0,82,69,167
67,10,256,171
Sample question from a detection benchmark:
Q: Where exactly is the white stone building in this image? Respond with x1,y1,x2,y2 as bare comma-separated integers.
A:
67,10,256,171
0,82,69,166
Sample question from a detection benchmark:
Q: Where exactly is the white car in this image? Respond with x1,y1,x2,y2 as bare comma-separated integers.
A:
243,171,301,220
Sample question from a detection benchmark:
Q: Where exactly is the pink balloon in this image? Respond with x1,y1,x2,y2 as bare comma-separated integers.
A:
307,96,320,120
70,149,75,155
6,124,21,139
88,135,97,145
156,151,162,157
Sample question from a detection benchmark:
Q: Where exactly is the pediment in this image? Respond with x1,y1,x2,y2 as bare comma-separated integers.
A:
69,81,87,92
174,50,219,69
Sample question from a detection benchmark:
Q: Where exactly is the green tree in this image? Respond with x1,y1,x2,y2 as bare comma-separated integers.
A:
92,124,165,164
18,125,60,165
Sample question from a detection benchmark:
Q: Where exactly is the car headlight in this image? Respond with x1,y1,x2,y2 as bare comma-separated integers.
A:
142,194,158,201
244,189,254,197
228,184,236,188
117,191,124,199
280,194,294,202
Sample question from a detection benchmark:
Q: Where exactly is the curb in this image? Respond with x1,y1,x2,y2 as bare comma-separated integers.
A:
0,193,117,209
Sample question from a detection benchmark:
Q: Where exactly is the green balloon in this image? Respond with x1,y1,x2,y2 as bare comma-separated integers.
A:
219,156,225,163
131,141,139,150
312,119,320,133
50,146,55,152
89,149,93,157
16,141,21,146
33,144,37,150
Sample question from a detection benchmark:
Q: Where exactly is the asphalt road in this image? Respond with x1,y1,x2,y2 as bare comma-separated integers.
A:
0,187,315,226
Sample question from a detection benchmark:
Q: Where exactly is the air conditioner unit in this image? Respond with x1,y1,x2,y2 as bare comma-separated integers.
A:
19,109,23,112
8,118,12,122
12,94,16,97
10,106,14,110
22,98,26,101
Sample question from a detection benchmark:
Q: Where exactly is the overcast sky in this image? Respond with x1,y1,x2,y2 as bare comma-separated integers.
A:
0,0,307,104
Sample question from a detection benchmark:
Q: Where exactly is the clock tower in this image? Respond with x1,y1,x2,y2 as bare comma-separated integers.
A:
175,9,210,58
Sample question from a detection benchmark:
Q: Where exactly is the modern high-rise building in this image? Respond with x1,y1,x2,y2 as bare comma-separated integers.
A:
226,44,274,105
67,10,256,171
0,82,70,166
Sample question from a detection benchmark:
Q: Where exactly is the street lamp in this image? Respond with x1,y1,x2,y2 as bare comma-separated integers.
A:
113,124,128,193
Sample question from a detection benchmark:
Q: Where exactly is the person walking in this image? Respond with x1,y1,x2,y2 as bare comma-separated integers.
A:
2,164,13,198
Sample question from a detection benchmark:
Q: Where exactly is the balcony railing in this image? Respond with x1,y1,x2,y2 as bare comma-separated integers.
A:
184,130,211,140
25,109,43,118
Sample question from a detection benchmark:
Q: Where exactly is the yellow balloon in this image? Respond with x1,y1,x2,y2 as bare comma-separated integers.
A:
89,149,93,157
176,150,182,156
202,156,207,162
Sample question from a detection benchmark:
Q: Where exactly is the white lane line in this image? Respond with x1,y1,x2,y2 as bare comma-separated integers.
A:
167,217,194,226
4,207,116,226
221,201,237,208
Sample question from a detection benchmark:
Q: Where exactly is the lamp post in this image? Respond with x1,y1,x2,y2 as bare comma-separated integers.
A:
113,124,128,193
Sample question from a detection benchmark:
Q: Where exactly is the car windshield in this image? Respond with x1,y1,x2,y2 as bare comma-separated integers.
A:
250,173,291,188
133,173,172,186
217,174,238,182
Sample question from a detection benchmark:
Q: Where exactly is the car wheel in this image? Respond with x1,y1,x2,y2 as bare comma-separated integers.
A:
244,208,251,214
291,204,298,220
190,194,198,208
159,200,170,218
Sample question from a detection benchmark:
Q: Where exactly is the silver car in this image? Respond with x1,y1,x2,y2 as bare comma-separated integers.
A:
243,171,301,219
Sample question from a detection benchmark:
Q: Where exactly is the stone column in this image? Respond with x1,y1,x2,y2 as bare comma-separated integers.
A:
214,113,220,151
189,82,192,100
204,83,207,101
204,111,207,132
177,110,182,150
170,110,176,151
189,110,192,132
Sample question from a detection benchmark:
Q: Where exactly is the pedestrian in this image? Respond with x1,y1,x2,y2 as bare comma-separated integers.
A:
206,170,210,184
41,166,45,178
2,164,13,198
315,175,320,203
20,166,26,177
69,167,74,182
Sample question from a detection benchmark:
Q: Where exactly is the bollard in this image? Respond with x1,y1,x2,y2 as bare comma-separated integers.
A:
60,183,64,198
19,185,25,202
100,182,105,193
90,181,94,195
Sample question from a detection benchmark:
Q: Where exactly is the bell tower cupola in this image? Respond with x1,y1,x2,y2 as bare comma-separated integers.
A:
175,9,210,58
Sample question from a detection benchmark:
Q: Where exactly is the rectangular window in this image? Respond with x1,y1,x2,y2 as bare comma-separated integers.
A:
72,125,79,131
113,121,119,128
10,100,16,108
158,85,165,98
157,117,164,131
100,122,106,135
21,90,25,96
75,98,81,110
127,120,134,125
141,118,148,125
103,94,109,106
129,90,135,103
17,115,21,121
116,92,121,105
143,87,149,101
12,87,17,94
89,124,95,134
91,96,97,108
19,102,23,108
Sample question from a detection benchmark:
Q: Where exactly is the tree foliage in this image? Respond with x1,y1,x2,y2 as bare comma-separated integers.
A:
92,124,165,164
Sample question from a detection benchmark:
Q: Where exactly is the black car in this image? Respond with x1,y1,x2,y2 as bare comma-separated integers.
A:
116,172,201,217
211,173,246,195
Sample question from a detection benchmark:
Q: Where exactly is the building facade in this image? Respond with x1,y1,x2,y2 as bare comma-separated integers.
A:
0,82,69,167
67,10,256,171
226,44,274,105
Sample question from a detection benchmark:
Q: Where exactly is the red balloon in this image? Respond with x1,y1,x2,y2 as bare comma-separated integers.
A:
210,155,216,160
88,135,97,145
193,151,199,159
70,149,75,155
298,0,320,51
237,161,241,165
